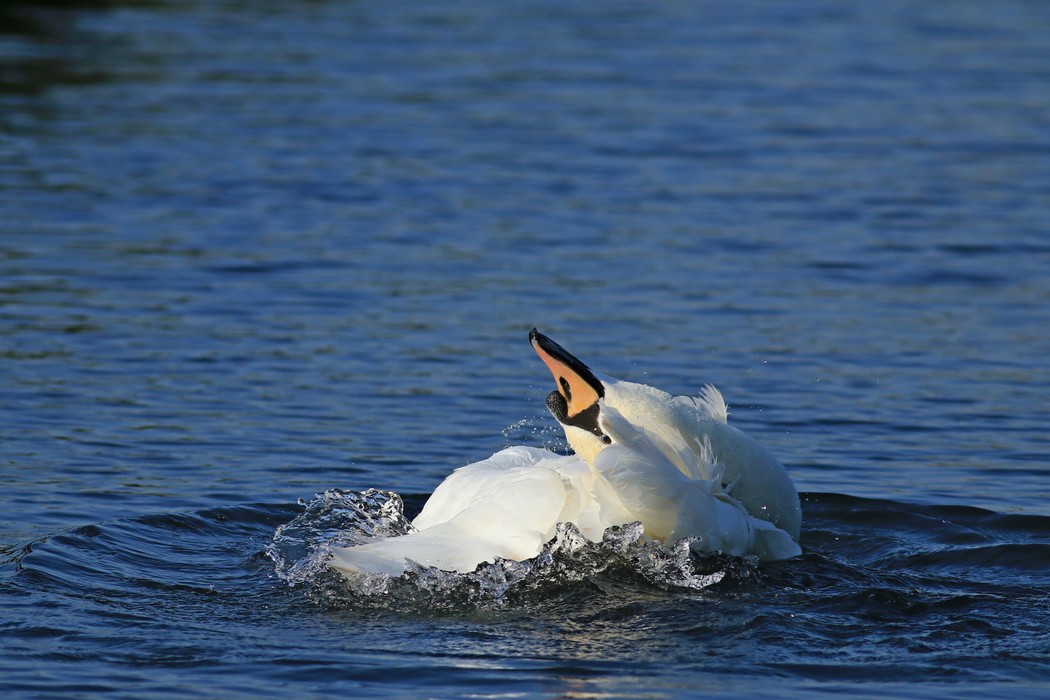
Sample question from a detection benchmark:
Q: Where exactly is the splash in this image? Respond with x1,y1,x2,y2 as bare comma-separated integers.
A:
267,489,758,610
500,415,568,453
266,488,415,587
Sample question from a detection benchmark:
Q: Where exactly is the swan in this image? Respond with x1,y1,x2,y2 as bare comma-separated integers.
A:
329,329,801,578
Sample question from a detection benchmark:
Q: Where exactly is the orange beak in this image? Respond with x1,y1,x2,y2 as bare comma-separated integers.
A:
529,328,604,419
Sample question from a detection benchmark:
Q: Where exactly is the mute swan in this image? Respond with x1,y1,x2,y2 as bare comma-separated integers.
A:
329,329,801,578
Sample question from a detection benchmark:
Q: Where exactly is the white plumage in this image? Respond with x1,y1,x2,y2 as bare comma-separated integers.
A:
330,330,801,579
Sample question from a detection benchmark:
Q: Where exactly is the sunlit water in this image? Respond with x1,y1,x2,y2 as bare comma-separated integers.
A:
2,1,1049,698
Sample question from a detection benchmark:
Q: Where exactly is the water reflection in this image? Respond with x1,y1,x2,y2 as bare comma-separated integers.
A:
0,8,120,140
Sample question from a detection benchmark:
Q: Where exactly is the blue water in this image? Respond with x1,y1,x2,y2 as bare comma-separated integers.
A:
2,0,1049,697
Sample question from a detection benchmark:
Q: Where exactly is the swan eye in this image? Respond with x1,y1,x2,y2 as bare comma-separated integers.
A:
601,435,612,445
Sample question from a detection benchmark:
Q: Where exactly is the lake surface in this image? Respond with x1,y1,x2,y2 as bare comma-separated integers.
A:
2,1,1049,697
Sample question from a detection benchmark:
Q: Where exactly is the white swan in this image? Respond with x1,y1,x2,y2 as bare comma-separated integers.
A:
330,329,801,578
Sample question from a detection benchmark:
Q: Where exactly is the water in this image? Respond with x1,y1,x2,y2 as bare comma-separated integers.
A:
2,0,1049,696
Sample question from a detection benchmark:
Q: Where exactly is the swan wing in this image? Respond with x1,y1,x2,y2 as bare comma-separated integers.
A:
331,447,586,576
595,402,799,561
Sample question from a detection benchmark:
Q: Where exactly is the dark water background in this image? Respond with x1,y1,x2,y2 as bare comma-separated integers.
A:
2,1,1048,697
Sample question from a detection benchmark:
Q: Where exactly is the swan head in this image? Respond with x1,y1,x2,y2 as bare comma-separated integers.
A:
530,328,680,464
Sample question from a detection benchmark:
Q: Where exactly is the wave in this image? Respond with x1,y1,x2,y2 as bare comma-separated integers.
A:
6,492,1047,615
0,504,298,604
3,492,1049,688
